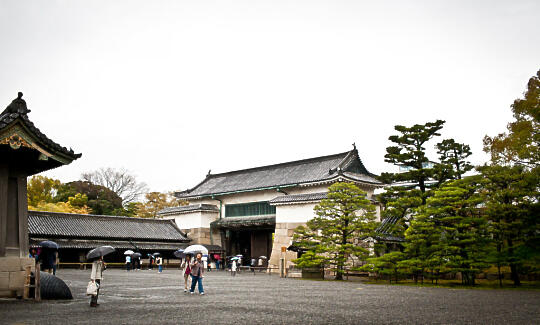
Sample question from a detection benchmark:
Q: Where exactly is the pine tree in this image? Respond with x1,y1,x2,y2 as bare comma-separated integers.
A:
382,120,445,202
434,139,473,183
478,165,540,286
403,177,489,285
292,182,378,280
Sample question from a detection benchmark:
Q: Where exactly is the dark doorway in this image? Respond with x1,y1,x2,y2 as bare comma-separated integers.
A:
224,229,274,265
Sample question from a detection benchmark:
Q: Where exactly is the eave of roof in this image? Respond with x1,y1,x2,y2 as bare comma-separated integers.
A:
157,204,219,216
210,216,276,229
0,94,81,161
269,192,328,205
29,238,189,250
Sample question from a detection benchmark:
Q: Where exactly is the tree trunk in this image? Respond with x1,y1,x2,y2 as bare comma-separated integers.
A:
507,240,521,286
497,263,502,288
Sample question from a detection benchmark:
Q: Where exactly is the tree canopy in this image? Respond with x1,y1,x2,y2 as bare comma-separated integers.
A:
293,182,379,280
484,69,540,167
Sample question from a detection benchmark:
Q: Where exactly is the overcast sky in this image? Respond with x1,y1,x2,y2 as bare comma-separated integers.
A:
1,0,539,194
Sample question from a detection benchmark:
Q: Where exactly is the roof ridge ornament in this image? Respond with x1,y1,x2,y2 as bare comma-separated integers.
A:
2,92,31,116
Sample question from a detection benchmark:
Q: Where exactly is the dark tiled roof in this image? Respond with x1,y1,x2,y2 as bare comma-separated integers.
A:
269,192,328,205
0,93,81,160
176,147,381,199
30,238,188,250
203,244,224,252
157,204,219,216
28,211,189,242
211,216,275,229
375,215,405,242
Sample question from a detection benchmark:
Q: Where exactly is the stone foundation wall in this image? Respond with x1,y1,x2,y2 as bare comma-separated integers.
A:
269,222,306,272
0,256,34,298
182,227,222,247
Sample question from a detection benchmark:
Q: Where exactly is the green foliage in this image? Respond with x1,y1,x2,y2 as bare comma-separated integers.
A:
137,192,187,218
292,182,379,280
404,177,489,285
363,251,405,283
293,251,326,269
435,139,473,182
383,120,445,196
478,164,540,285
377,187,423,237
56,181,124,215
484,69,540,167
27,176,61,207
27,176,91,214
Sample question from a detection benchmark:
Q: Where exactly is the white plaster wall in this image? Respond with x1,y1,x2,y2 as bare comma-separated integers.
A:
275,203,318,223
173,212,203,229
200,211,219,228
160,211,219,229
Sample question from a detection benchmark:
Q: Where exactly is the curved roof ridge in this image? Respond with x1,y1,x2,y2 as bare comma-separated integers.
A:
207,151,350,178
29,210,172,223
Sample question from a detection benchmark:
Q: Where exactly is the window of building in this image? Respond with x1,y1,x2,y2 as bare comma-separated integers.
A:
225,202,276,217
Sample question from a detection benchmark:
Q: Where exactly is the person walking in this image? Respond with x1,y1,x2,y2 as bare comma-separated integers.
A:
156,255,163,273
53,251,59,275
125,254,131,271
148,255,154,270
89,256,106,307
190,253,205,295
39,248,55,274
181,255,192,292
231,259,237,276
215,256,220,270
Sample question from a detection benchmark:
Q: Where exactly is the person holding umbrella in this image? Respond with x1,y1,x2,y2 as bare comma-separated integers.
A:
38,241,59,274
190,252,205,295
89,256,105,307
231,257,238,276
86,245,114,308
155,253,163,273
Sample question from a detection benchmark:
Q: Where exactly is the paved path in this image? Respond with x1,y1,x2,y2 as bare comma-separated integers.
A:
1,269,539,324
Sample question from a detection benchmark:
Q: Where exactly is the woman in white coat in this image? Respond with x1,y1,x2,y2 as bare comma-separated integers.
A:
90,256,105,307
231,259,237,276
180,255,192,292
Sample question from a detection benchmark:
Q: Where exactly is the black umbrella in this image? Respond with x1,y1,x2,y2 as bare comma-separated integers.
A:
86,245,116,260
173,249,184,258
132,252,142,258
153,252,161,256
39,240,59,250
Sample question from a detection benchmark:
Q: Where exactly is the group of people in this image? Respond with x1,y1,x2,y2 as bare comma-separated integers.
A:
181,253,205,295
124,254,142,271
88,250,269,306
145,254,163,272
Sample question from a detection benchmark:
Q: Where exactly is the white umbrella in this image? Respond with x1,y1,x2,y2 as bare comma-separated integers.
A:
183,245,209,255
124,250,134,255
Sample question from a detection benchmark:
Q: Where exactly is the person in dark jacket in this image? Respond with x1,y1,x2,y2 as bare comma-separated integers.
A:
190,253,205,295
39,248,56,274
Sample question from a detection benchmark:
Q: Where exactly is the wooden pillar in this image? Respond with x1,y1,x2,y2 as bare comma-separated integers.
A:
17,176,28,258
0,164,28,258
0,164,8,257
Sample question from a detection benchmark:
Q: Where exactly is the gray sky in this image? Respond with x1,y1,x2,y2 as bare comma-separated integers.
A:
1,0,539,194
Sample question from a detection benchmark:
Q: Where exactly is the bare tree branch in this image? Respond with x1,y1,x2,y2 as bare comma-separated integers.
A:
81,167,148,205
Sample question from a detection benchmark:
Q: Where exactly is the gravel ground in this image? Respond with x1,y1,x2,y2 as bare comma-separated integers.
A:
0,268,539,325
